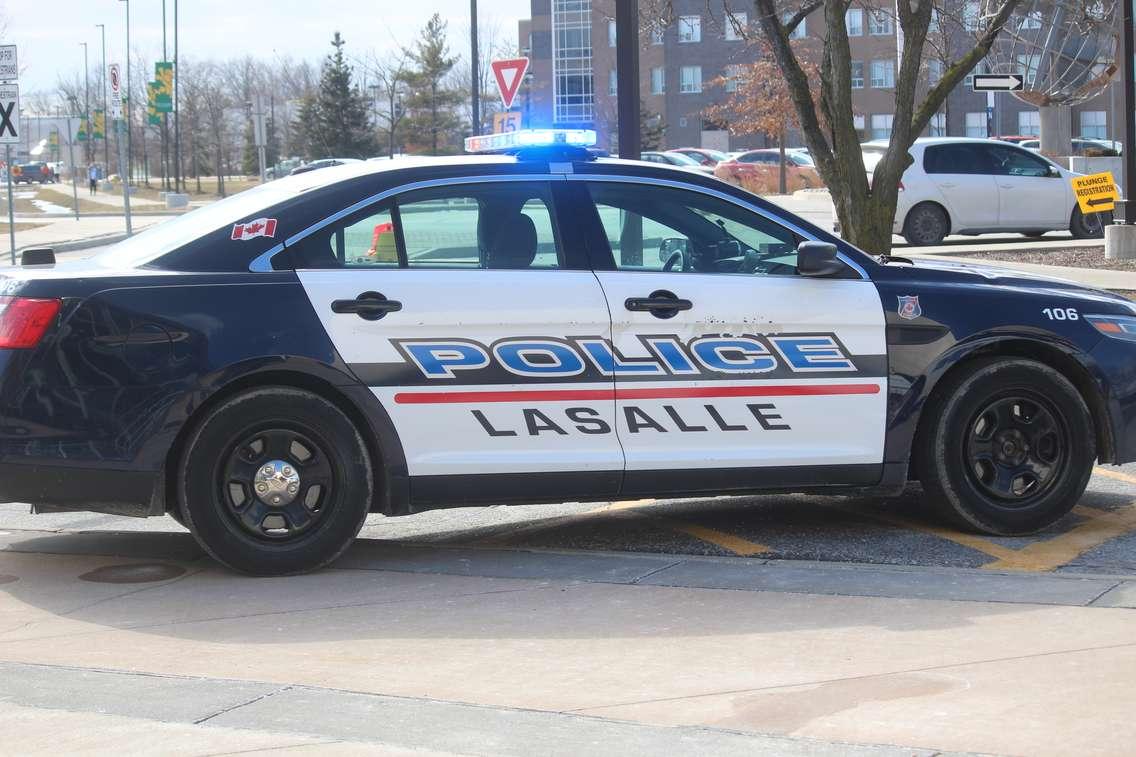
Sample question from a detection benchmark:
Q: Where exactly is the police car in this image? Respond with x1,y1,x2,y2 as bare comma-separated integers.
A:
2,128,1134,575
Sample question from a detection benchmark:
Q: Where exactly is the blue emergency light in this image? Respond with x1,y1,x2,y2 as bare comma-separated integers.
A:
464,128,599,156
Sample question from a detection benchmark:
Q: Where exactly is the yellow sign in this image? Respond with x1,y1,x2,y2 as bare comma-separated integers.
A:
493,111,522,134
1071,171,1118,214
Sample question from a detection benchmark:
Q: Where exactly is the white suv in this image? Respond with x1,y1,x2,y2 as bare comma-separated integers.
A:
861,137,1103,246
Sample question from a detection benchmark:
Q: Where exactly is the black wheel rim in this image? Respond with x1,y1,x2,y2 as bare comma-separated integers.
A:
963,393,1068,505
910,209,943,244
218,426,336,542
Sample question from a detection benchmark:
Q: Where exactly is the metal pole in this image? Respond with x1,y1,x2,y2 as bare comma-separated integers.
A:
122,0,132,187
6,145,15,264
173,0,180,192
117,117,132,236
161,0,169,190
98,24,108,178
615,0,641,159
470,0,480,136
81,42,89,165
1122,0,1136,220
65,111,79,220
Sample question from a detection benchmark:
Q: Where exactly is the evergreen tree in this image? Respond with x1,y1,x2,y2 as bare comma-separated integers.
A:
306,33,375,158
402,14,464,155
292,95,322,159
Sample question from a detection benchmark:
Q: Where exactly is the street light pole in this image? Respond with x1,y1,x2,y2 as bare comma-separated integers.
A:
470,0,480,137
97,23,108,176
173,0,181,192
80,42,89,166
1122,0,1135,220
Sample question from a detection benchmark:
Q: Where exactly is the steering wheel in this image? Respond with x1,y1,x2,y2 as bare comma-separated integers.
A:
662,248,686,272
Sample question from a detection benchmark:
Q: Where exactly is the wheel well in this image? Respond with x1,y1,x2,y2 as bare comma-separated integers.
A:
902,201,951,236
911,340,1115,474
162,371,387,516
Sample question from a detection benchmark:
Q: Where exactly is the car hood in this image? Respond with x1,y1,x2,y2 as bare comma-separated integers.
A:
892,255,1133,307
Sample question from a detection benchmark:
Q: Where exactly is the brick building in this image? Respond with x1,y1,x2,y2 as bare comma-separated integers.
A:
517,0,1125,151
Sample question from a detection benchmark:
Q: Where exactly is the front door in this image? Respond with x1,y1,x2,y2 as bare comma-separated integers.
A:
578,180,888,493
984,143,1068,229
291,179,622,494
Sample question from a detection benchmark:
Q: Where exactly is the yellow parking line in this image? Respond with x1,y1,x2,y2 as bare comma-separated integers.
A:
982,502,1136,571
652,516,772,557
824,502,1020,562
1093,466,1136,486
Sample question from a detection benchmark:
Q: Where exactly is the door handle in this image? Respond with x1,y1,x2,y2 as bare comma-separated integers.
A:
331,291,402,320
999,184,1014,189
938,182,957,188
625,290,692,319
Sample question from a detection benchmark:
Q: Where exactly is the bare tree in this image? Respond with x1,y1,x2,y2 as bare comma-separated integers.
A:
362,48,410,157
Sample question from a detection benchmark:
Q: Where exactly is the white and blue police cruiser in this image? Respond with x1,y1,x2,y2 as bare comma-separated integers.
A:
2,129,1135,574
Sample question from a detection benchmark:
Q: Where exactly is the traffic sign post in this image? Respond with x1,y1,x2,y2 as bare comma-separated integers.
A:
972,74,1024,92
490,58,529,109
1072,172,1119,215
0,74,17,265
109,63,132,236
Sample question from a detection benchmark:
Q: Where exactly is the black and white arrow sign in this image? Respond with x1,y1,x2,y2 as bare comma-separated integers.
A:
972,74,1024,92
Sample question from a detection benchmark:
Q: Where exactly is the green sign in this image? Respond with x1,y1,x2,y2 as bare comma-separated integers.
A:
146,81,161,125
154,61,173,113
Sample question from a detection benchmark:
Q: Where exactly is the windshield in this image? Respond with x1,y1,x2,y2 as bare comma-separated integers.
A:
92,166,370,269
789,152,815,166
664,152,702,166
860,146,887,173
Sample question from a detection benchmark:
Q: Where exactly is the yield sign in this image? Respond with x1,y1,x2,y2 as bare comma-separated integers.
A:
491,57,530,109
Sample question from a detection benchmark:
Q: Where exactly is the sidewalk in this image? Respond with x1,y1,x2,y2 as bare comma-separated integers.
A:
0,531,1133,755
0,214,172,261
38,180,164,208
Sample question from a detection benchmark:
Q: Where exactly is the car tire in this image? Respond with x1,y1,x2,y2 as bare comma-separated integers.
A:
179,387,373,575
902,203,949,246
1070,207,1108,239
916,357,1094,535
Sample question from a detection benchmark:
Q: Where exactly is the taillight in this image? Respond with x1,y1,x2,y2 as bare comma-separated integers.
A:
0,296,61,348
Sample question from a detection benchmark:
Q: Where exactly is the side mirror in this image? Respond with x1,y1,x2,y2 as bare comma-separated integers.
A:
796,241,844,277
1047,165,1062,178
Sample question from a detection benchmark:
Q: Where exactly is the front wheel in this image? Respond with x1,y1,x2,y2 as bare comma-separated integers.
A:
179,387,373,575
916,358,1095,535
902,203,949,246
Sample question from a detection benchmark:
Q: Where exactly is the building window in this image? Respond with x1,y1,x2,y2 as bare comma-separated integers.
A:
724,12,747,40
1020,10,1043,30
608,19,616,47
552,0,594,124
678,15,701,43
928,9,941,33
964,59,989,87
1019,110,1040,136
851,61,864,88
1080,110,1107,139
783,13,806,39
870,114,893,140
965,111,987,138
650,26,664,45
1017,53,1040,85
853,114,866,131
724,64,744,93
927,59,944,85
929,113,946,136
651,66,665,94
868,10,894,35
870,59,895,88
964,1,981,31
608,69,617,95
846,9,863,36
680,65,702,93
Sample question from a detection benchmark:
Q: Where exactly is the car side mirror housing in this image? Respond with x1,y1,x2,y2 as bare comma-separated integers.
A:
796,241,844,277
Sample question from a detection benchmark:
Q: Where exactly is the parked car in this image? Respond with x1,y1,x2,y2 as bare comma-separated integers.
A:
667,148,730,167
995,135,1036,145
290,158,364,176
12,161,57,184
858,137,1105,246
1018,138,1120,157
639,151,716,174
715,149,822,191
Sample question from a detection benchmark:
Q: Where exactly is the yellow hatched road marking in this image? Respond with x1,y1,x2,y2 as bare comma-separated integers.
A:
652,517,772,557
982,502,1136,571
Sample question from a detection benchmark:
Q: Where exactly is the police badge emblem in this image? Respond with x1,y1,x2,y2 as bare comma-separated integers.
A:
897,295,922,320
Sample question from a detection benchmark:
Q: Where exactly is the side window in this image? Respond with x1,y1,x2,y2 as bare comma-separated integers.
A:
923,144,990,175
587,182,801,276
284,181,562,270
985,145,1052,177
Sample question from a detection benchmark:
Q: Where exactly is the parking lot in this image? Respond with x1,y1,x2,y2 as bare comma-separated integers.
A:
4,462,1136,577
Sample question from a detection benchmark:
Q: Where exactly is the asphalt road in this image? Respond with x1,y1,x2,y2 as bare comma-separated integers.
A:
4,462,1136,577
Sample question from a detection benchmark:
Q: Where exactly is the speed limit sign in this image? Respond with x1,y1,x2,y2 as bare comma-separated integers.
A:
108,64,123,119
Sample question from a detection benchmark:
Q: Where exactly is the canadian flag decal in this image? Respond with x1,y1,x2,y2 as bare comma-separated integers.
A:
231,218,278,241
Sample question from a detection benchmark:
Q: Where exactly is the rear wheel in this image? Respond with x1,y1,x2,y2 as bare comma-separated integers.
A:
179,387,373,575
1070,207,1108,239
916,358,1094,535
902,203,949,246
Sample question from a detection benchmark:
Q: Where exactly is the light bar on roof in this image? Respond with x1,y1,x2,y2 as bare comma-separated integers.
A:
464,128,597,153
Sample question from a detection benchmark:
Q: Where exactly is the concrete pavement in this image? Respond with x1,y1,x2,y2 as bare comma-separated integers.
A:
0,215,172,261
1,535,1134,755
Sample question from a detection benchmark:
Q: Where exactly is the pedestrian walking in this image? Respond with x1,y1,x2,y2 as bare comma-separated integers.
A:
88,163,98,196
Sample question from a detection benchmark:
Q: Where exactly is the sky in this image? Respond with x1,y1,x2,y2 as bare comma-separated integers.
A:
5,0,531,94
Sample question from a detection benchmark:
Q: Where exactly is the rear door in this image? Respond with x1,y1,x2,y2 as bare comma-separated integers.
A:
290,178,622,493
575,178,888,494
921,143,1000,231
